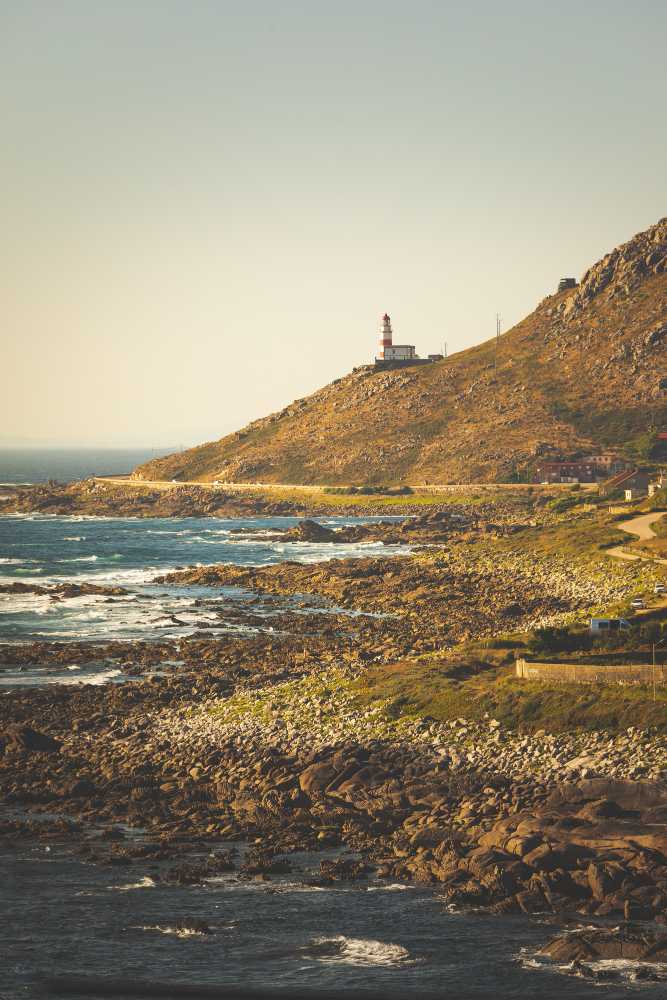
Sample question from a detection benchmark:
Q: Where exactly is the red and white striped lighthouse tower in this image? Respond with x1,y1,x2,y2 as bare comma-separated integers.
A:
378,313,393,359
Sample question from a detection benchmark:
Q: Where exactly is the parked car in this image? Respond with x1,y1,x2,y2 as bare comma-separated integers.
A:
630,598,645,610
655,583,666,595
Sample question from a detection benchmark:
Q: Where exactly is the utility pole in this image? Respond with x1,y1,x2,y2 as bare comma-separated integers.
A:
443,342,448,358
495,314,501,369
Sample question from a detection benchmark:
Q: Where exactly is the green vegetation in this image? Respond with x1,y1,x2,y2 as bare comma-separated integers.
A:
265,487,495,508
323,485,414,496
352,656,667,734
462,512,627,560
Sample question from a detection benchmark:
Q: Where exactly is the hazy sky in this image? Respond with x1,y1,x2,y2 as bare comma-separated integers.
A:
2,1,666,447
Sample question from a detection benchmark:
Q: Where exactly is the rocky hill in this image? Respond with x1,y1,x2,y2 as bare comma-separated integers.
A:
135,219,667,485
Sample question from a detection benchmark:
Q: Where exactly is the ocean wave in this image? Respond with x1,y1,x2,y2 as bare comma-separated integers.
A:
0,593,53,615
309,935,415,967
365,883,414,892
61,668,122,685
145,529,195,536
108,876,156,891
0,667,123,688
131,924,213,939
204,875,332,894
520,951,667,984
63,536,85,542
0,513,126,522
59,555,99,563
51,566,169,586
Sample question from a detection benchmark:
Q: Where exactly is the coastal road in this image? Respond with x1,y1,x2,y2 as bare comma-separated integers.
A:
93,476,593,495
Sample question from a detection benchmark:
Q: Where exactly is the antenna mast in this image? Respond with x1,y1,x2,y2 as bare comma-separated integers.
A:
495,314,501,369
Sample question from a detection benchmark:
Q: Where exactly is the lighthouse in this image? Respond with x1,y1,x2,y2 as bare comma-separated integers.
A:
374,312,442,368
378,313,393,359
375,313,421,365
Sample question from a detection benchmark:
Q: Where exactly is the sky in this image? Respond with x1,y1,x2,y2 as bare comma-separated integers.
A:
2,1,666,448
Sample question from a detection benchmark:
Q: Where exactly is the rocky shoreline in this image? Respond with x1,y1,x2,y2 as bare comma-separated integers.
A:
155,534,657,646
0,477,564,522
2,497,667,982
1,663,666,929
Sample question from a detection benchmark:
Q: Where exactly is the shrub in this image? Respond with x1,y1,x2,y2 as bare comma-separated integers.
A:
527,626,590,655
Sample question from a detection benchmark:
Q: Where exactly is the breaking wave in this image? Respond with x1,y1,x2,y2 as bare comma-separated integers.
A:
109,876,156,891
309,935,415,967
519,950,667,985
132,924,212,939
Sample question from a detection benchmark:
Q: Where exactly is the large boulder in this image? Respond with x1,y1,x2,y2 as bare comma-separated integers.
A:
539,925,667,963
298,762,338,795
549,779,667,813
2,726,61,754
289,520,337,542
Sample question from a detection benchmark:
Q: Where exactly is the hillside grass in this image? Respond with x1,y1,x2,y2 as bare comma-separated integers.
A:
268,488,496,508
483,513,628,560
352,656,667,733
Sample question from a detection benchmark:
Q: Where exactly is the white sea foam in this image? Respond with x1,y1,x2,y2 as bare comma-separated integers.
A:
365,883,414,892
63,536,85,542
0,667,123,687
59,555,99,563
60,668,124,684
109,876,156,891
145,529,195,536
582,958,667,980
0,593,53,615
310,935,414,967
51,566,168,586
132,924,213,939
519,950,667,983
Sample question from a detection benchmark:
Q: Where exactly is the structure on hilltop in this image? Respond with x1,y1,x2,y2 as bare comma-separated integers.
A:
132,217,667,487
375,313,443,369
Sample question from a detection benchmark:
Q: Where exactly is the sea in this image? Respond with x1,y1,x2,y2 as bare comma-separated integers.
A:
0,447,407,670
0,513,406,678
2,450,664,998
0,446,180,485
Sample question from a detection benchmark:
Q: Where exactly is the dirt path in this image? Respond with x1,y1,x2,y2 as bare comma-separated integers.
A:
607,511,667,565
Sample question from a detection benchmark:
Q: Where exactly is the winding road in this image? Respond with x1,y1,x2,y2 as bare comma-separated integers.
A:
608,511,667,565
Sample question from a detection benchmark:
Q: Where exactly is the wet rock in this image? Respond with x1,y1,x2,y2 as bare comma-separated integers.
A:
539,924,667,963
319,857,371,881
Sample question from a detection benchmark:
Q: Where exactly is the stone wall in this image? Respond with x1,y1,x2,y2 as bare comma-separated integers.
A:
515,657,667,685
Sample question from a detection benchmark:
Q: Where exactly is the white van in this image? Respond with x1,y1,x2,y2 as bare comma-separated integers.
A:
590,617,631,633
